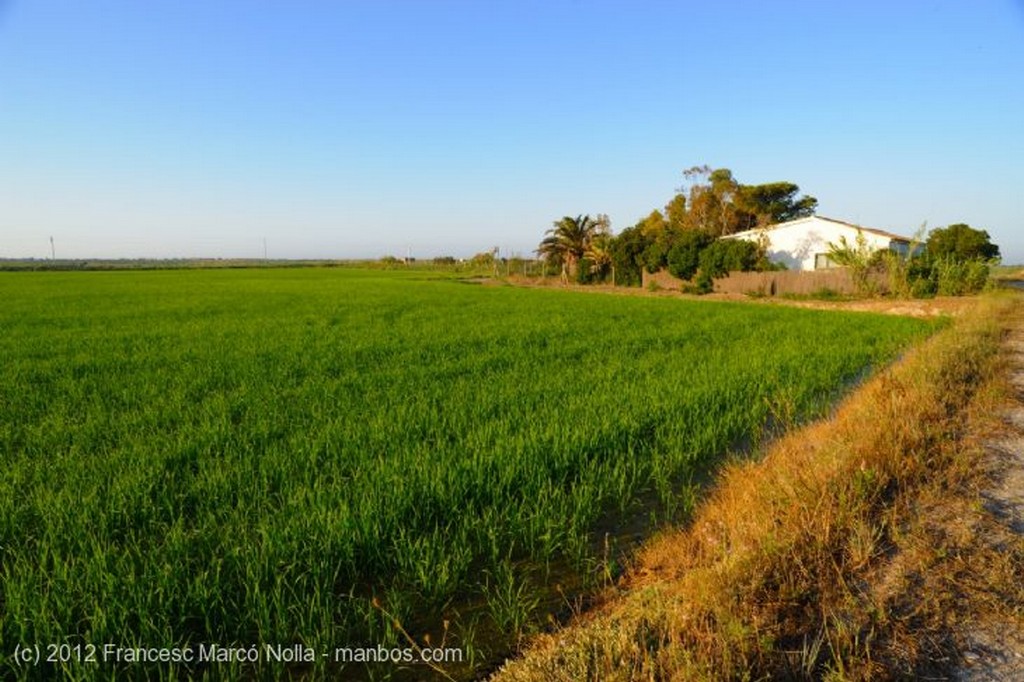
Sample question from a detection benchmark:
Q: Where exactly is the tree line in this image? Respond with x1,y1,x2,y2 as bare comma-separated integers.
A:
537,166,817,290
537,165,1001,296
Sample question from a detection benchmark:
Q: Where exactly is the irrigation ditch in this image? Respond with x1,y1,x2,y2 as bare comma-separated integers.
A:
489,293,1023,682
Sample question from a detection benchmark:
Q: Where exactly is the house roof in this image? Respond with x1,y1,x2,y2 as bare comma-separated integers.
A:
725,215,913,243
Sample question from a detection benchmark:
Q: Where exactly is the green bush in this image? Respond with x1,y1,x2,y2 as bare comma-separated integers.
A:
934,257,989,295
695,269,714,294
698,239,759,278
576,257,595,284
608,225,650,286
643,241,669,274
910,277,937,298
666,231,713,281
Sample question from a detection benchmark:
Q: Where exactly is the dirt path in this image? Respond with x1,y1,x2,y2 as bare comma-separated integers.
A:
958,310,1024,680
500,275,977,317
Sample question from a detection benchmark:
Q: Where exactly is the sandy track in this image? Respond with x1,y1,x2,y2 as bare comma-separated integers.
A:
958,309,1024,680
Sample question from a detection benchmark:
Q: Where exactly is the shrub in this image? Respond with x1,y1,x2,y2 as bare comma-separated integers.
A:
934,257,990,296
608,225,650,286
694,270,714,294
698,239,759,278
827,231,880,296
642,241,669,274
910,277,937,298
666,231,713,281
576,257,595,284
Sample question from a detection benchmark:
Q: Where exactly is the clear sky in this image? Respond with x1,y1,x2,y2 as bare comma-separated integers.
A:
2,1,1023,262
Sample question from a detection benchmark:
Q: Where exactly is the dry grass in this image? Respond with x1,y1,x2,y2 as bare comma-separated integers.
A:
505,274,977,318
492,293,1024,682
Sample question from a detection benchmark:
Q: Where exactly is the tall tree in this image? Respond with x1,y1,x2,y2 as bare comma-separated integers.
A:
736,182,818,228
677,166,817,235
549,165,819,288
664,193,687,231
637,209,668,237
925,223,1000,262
678,166,744,236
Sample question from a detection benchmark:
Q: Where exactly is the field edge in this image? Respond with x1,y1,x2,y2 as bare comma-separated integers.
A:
490,292,1023,681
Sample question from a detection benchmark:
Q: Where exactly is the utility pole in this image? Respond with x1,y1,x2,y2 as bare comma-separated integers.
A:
50,236,55,260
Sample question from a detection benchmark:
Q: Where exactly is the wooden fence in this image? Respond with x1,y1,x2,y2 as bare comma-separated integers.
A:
642,268,890,296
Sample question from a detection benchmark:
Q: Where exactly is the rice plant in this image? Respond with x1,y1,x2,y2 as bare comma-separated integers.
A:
0,268,936,679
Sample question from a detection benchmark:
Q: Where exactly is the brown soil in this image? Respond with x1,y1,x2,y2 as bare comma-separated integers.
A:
501,275,975,317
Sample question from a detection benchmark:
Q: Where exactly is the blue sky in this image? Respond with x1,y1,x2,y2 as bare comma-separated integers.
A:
2,1,1023,262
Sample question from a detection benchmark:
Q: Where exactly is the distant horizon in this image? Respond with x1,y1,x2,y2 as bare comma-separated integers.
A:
3,2,1022,263
0,254,510,262
4,252,1021,267
0,243,532,262
6,213,1015,265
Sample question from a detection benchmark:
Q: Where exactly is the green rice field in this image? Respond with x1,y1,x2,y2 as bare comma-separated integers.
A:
0,268,938,679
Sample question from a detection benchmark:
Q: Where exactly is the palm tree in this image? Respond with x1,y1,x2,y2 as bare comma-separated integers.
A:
537,214,602,281
585,233,614,282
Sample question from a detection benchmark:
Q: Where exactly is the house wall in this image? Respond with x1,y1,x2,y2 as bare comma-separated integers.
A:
729,217,895,272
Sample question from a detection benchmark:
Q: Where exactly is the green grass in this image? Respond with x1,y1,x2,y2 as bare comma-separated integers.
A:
779,287,856,302
0,268,938,679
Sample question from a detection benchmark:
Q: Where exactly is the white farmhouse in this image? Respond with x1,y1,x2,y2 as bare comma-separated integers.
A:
723,215,914,272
